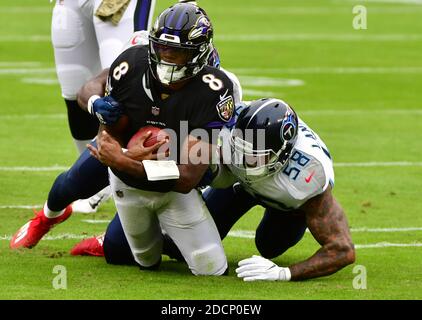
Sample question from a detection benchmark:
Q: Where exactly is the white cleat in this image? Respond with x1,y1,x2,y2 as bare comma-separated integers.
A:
71,187,111,214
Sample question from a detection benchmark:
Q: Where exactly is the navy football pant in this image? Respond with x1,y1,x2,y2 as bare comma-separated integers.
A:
103,184,308,264
47,141,108,211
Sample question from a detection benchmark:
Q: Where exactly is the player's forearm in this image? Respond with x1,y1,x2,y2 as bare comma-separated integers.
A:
77,68,109,111
289,240,355,281
112,156,208,194
290,189,355,280
173,164,209,193
112,154,147,178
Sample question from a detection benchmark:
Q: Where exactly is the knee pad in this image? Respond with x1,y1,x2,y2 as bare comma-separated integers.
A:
190,244,227,276
57,65,94,100
52,6,91,99
131,235,163,268
52,5,84,49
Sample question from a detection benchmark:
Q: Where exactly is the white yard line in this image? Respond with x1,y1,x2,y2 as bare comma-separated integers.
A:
232,67,422,74
217,34,422,42
3,5,422,14
3,65,422,77
0,161,420,173
21,78,58,85
0,234,85,241
228,230,422,249
0,62,43,67
0,205,42,209
345,0,422,4
3,34,422,42
351,227,422,232
1,110,421,121
0,35,51,42
226,6,422,14
239,76,305,87
335,161,422,167
300,109,422,116
228,227,422,239
82,219,113,224
1,229,422,250
242,89,280,97
0,114,66,120
355,242,422,248
0,7,51,13
0,166,69,172
0,68,56,75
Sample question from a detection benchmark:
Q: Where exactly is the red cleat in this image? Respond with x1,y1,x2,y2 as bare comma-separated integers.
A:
70,234,104,257
10,205,72,249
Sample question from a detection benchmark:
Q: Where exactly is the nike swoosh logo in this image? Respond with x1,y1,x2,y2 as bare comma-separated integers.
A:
305,171,315,183
131,35,139,45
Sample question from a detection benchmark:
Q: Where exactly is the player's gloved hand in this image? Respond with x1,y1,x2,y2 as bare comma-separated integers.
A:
235,255,291,282
87,95,122,125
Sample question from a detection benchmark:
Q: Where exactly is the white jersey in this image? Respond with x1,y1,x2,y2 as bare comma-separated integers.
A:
51,0,155,100
219,118,334,211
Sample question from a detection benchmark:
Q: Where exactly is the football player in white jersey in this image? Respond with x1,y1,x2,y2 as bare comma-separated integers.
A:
51,0,157,213
210,98,355,281
52,0,156,154
71,98,355,282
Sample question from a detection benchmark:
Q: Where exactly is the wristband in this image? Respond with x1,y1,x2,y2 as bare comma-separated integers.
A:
280,267,291,281
142,160,180,181
87,95,101,115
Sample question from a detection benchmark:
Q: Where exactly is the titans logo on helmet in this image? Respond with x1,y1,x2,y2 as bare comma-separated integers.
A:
281,113,297,141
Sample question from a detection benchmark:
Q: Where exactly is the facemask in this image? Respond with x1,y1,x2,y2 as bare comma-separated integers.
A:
156,61,187,85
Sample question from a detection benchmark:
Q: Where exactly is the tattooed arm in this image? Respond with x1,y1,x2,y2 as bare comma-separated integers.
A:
289,186,355,280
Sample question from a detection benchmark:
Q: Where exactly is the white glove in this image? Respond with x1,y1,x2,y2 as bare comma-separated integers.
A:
235,255,291,282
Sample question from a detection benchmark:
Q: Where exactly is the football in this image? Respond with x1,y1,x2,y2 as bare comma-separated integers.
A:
127,125,169,149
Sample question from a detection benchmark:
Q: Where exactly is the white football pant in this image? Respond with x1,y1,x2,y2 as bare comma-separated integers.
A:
109,169,228,276
51,0,154,100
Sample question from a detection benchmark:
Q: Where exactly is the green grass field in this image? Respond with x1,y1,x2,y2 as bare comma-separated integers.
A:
1,0,422,300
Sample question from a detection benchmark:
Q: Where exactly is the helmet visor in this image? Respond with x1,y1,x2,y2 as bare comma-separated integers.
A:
230,134,282,181
150,40,202,84
150,41,195,66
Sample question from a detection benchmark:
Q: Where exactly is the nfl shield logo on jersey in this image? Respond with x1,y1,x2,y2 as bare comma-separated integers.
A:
151,106,160,116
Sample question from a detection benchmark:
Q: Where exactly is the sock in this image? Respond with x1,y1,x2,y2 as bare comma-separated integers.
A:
43,202,67,219
74,138,92,155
